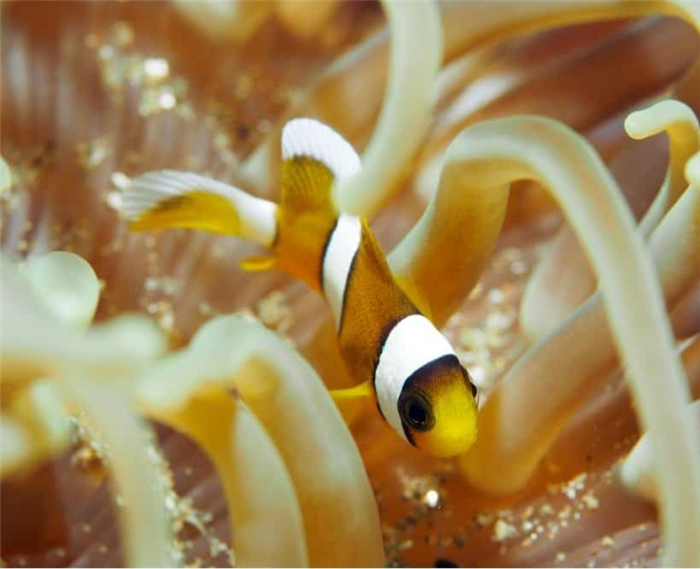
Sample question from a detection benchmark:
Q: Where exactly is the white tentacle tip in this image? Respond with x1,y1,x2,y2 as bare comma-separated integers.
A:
685,152,700,188
624,100,698,140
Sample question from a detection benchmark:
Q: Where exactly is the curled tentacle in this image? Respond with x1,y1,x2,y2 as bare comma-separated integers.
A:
139,315,384,567
140,372,308,567
460,160,699,494
385,115,698,565
521,100,700,341
0,254,174,567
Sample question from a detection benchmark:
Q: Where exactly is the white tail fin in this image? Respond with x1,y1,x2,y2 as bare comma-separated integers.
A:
122,170,277,247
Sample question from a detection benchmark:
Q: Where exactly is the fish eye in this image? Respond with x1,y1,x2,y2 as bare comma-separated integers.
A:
399,390,434,431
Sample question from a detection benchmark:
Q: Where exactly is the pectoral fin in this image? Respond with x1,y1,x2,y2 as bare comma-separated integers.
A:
330,380,373,425
239,255,277,272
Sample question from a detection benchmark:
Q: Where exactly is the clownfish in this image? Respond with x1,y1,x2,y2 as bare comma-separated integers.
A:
122,118,478,457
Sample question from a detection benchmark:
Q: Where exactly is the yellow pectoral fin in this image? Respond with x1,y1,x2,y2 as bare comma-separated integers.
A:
239,255,277,273
330,381,373,426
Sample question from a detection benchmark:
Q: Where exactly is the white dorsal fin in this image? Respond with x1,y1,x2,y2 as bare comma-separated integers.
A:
281,118,361,181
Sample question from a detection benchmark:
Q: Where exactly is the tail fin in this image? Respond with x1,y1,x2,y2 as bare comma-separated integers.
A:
274,118,361,286
122,170,277,247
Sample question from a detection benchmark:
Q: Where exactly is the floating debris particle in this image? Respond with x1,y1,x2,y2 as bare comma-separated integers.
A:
539,503,554,516
0,156,13,193
485,310,515,332
113,21,135,47
69,415,108,473
158,90,177,110
256,291,293,333
488,288,505,304
198,301,214,317
111,171,131,191
493,519,517,542
89,24,192,117
423,489,440,509
475,511,493,527
77,138,110,170
582,492,600,510
552,472,588,500
144,57,170,80
144,276,180,296
145,431,234,565
398,539,414,551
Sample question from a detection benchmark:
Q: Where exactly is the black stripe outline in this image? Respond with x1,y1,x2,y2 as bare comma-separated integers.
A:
318,216,339,288
336,244,360,335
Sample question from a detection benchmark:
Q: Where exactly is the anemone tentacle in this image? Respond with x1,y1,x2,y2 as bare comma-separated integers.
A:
138,315,384,568
521,100,700,341
0,254,174,567
417,116,700,565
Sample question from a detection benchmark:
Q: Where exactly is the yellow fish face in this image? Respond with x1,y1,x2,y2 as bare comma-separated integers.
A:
398,356,478,458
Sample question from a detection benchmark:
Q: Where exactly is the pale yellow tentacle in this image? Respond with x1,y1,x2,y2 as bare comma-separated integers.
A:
1,255,174,567
139,315,384,567
140,377,308,567
620,400,700,504
65,381,176,567
334,0,442,217
389,116,697,565
244,0,699,217
20,251,100,330
521,100,700,341
461,178,699,495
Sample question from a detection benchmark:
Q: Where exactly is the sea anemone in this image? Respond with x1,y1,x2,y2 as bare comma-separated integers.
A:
1,1,699,567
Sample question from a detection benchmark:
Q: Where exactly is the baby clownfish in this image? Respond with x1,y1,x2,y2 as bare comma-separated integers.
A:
122,118,478,457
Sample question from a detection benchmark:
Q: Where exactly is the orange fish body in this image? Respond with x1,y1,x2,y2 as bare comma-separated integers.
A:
123,118,478,457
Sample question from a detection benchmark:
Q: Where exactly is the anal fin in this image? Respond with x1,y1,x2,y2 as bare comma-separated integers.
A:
239,255,277,273
330,380,373,425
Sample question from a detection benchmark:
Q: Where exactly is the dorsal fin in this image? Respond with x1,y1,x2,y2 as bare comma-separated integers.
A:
270,119,361,289
279,118,361,215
